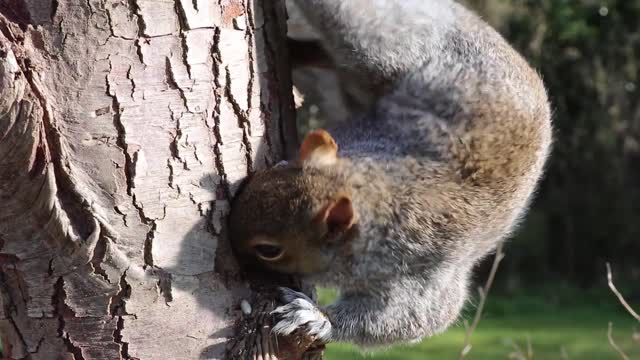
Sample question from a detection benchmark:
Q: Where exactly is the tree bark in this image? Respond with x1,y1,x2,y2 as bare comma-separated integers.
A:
0,0,301,359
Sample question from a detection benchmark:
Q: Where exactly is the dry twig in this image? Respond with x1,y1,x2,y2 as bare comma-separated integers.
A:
608,322,630,360
458,243,506,359
605,262,639,360
606,263,640,321
506,340,526,360
506,336,534,360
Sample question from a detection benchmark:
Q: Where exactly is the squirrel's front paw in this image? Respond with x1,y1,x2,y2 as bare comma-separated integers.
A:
271,287,332,343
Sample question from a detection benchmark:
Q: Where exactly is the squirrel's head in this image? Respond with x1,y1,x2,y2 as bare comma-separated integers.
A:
228,129,358,275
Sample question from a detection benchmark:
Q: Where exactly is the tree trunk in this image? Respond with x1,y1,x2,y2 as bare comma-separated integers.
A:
0,0,301,359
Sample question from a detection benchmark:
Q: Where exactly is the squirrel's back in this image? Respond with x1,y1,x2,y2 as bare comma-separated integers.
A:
326,1,552,260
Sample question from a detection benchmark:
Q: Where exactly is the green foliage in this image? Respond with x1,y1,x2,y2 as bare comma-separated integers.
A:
471,0,640,287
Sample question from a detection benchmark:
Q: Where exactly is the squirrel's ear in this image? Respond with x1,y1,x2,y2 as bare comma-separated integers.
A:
316,195,355,236
299,129,338,166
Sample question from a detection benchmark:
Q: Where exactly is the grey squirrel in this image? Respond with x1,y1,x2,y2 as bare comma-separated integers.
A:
228,0,552,348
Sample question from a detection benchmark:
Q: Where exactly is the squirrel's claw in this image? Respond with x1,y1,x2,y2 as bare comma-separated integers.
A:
271,287,332,343
276,287,314,303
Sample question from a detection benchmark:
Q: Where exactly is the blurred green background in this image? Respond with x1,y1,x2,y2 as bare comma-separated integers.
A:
468,0,640,292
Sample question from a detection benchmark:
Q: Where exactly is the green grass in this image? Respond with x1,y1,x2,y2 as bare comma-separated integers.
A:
319,287,640,360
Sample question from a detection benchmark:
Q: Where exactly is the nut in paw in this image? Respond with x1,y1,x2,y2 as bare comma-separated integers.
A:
271,287,332,343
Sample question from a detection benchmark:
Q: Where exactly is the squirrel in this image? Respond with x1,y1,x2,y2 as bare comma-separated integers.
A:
228,0,552,348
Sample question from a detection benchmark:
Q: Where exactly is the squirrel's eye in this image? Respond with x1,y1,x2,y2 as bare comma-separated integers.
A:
253,244,285,261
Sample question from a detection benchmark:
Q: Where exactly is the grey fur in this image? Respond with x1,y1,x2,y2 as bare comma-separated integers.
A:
230,0,552,348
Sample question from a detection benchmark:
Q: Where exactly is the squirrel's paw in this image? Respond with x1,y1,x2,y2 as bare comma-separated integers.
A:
271,287,332,343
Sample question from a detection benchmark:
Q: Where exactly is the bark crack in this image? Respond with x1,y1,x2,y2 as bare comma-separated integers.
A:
133,39,145,65
167,158,176,190
53,277,85,360
244,0,257,113
126,0,146,65
105,8,135,41
106,57,135,196
126,65,135,100
174,0,192,78
85,0,95,16
127,0,146,37
109,271,134,359
113,316,133,360
6,315,29,356
142,222,156,268
155,269,173,305
51,0,59,22
89,229,110,283
108,270,131,318
164,56,189,111
29,336,45,354
48,258,55,276
114,206,128,227
210,28,230,199
168,108,188,191
224,66,254,173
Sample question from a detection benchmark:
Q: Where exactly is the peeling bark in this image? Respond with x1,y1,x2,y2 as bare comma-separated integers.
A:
0,0,308,359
